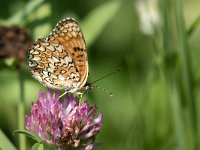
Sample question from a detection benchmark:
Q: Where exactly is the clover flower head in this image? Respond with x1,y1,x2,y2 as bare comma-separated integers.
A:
26,89,102,150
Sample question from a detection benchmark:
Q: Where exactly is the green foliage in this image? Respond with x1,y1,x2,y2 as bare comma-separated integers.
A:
187,15,200,37
81,0,121,47
0,129,17,150
8,0,45,26
13,130,42,143
32,143,43,150
1,0,200,150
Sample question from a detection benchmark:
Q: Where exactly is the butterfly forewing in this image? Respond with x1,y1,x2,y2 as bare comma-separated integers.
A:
28,18,88,93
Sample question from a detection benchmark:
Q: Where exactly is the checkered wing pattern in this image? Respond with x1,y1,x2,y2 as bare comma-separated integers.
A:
28,18,88,93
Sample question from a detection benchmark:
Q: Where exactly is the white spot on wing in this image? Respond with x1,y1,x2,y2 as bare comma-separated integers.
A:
32,56,41,61
58,75,65,81
54,44,64,52
42,70,49,76
64,56,72,63
37,46,45,51
47,58,54,64
47,45,55,51
47,67,54,73
52,56,59,62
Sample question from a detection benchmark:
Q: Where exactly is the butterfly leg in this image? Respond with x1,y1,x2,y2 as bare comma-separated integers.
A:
57,91,68,100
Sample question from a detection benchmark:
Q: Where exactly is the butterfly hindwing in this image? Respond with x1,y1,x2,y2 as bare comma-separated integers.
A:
28,18,88,93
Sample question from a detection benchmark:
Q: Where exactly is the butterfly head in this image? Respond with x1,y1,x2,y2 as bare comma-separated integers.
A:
84,82,93,92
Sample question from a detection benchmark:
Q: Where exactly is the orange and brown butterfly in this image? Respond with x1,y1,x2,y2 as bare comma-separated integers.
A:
28,18,89,95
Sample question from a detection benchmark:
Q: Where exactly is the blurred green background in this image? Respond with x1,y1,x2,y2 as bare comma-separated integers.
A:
0,0,200,150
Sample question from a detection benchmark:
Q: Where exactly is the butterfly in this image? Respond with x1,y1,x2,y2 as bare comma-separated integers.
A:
28,18,89,95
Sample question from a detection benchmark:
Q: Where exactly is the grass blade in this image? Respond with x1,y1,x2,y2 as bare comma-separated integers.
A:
0,129,17,150
187,15,200,37
8,0,45,25
81,0,121,47
161,0,189,149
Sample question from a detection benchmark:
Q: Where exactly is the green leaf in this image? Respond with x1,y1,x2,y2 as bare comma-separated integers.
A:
81,0,121,47
8,0,45,25
13,130,42,143
0,58,20,69
0,129,17,150
32,143,44,150
187,15,200,37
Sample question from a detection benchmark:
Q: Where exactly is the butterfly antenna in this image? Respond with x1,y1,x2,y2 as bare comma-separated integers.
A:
94,84,113,97
90,68,121,85
86,68,121,97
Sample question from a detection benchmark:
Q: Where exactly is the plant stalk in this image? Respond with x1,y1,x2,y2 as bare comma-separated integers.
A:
18,66,26,150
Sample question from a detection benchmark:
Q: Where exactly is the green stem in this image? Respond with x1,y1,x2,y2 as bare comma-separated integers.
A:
175,0,197,149
18,66,26,150
175,0,196,133
161,0,188,150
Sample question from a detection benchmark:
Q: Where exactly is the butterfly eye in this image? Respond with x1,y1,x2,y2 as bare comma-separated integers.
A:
84,83,92,92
